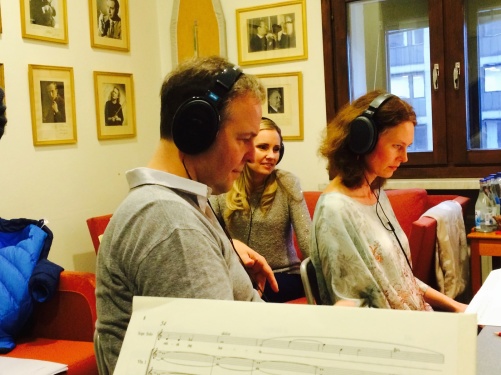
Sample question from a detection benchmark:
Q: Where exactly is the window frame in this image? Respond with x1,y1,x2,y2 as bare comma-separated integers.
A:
322,0,501,179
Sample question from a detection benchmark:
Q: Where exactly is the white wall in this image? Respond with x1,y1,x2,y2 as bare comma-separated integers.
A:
219,0,329,192
0,1,163,272
0,0,328,272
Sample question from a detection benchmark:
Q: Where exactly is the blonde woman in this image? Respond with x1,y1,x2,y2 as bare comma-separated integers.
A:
210,118,311,302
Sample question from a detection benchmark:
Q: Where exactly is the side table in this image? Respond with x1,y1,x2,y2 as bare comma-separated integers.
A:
468,230,501,295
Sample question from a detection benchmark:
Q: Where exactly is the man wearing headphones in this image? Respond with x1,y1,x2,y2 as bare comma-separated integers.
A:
95,56,278,373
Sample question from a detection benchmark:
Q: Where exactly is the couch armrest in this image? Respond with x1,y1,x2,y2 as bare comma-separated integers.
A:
409,195,470,289
294,191,322,261
30,271,96,342
452,196,470,213
427,195,470,213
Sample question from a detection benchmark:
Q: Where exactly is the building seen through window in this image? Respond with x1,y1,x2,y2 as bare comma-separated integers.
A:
348,0,501,154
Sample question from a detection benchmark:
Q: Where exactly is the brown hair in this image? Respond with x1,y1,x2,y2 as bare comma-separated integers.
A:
159,56,265,140
319,89,416,188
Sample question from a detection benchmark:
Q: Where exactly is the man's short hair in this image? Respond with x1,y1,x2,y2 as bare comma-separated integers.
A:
159,56,265,140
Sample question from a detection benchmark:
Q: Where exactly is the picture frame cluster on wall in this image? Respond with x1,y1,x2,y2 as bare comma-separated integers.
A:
27,66,137,145
237,0,307,141
18,0,130,51
10,1,135,146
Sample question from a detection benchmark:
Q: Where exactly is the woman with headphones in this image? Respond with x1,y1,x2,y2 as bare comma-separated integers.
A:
311,90,468,312
210,117,311,302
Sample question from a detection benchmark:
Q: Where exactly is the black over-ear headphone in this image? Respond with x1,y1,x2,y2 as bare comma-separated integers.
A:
348,92,395,155
277,143,285,164
172,65,243,155
261,117,285,164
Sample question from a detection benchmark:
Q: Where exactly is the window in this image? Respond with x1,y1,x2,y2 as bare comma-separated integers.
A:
484,65,501,93
322,0,501,178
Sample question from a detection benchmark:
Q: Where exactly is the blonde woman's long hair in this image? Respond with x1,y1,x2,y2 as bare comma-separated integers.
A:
224,118,283,222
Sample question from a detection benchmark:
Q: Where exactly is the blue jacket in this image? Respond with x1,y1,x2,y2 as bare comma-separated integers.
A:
0,218,63,353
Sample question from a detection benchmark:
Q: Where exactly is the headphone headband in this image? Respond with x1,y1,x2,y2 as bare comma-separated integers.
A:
366,92,394,116
206,66,243,105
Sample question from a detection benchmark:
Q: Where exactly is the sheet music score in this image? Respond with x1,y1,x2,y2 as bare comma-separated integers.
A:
0,357,67,375
115,297,477,375
466,268,501,326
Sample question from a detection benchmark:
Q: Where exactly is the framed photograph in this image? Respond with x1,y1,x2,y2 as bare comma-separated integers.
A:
89,0,130,51
28,65,77,146
93,71,136,140
236,0,307,66
257,72,303,140
20,0,68,44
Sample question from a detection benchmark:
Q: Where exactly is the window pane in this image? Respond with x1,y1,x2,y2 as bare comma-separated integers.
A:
347,0,432,152
468,3,501,150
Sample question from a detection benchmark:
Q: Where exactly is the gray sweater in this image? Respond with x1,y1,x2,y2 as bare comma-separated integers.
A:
95,168,261,373
210,170,311,273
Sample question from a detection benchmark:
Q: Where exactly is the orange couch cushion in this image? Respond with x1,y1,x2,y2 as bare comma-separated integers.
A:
31,271,96,342
3,338,97,375
386,188,428,239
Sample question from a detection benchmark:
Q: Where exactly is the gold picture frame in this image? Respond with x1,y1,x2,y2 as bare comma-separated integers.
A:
89,0,130,51
0,64,4,89
236,0,307,66
28,65,77,146
20,0,68,44
93,71,136,140
257,72,303,140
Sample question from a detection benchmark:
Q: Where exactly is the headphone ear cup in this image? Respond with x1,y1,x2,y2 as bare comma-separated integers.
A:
172,99,220,155
348,115,378,155
277,142,285,164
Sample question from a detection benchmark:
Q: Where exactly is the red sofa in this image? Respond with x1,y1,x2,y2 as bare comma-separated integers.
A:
2,271,98,374
298,188,470,291
86,214,113,254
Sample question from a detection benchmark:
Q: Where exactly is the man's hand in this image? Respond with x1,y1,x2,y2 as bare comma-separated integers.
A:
232,239,278,295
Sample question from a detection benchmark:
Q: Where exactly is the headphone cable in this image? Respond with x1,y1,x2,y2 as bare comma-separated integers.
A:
245,175,270,246
368,177,413,271
207,200,269,301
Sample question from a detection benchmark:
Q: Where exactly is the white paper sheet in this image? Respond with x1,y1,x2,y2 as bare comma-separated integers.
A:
115,296,477,375
0,357,67,375
466,268,501,326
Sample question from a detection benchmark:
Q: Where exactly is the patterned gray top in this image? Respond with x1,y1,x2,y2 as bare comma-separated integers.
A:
311,189,428,309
